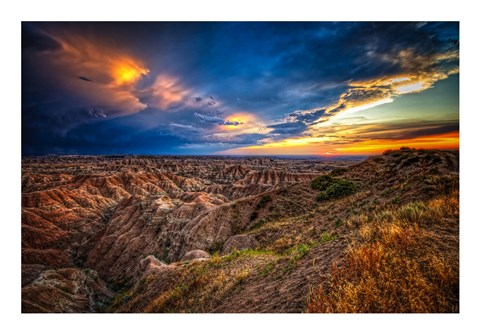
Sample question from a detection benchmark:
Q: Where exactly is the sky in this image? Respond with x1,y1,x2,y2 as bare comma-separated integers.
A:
22,22,459,156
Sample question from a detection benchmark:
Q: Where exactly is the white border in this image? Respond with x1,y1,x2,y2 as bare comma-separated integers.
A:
2,1,478,334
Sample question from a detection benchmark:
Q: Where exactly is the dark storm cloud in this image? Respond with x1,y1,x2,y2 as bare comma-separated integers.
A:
268,122,308,136
22,22,459,155
22,24,62,52
393,123,459,140
272,22,458,83
285,108,327,125
316,120,460,142
22,115,191,155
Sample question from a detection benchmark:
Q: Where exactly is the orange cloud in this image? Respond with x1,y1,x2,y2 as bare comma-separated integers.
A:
40,33,150,116
288,48,459,130
211,112,270,140
150,75,190,110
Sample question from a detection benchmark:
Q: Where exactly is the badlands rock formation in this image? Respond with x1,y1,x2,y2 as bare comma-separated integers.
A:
22,156,353,311
21,150,459,313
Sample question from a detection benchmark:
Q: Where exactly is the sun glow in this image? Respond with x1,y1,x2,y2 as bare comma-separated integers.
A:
219,113,259,131
113,61,149,86
334,131,459,154
220,130,459,156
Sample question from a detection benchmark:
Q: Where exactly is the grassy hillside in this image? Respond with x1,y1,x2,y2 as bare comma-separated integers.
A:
107,148,459,313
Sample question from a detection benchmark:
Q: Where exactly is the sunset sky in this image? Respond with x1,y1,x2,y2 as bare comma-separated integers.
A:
22,22,459,156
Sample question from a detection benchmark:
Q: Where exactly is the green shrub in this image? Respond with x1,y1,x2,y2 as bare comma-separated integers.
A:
316,192,329,201
311,175,333,191
256,194,272,209
320,232,334,243
250,219,266,230
296,243,310,259
316,179,355,201
326,179,355,198
261,261,276,277
330,167,347,177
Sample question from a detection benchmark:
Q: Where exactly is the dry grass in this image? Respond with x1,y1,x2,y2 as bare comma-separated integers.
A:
307,194,459,313
142,250,277,313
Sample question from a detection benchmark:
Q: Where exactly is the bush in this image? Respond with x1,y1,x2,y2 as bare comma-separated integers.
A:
256,194,272,210
311,175,333,191
320,232,334,243
316,178,356,201
316,192,329,201
326,179,355,198
330,167,347,177
249,219,266,230
399,155,420,168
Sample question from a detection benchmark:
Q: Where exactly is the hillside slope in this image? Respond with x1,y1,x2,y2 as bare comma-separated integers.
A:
21,149,459,313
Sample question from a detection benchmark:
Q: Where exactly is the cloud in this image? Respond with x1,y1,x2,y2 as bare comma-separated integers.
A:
194,112,243,126
22,22,459,155
194,112,225,124
224,120,243,126
268,121,308,136
284,108,327,125
23,27,150,125
219,120,460,156
87,107,107,119
274,47,458,137
253,23,459,142
22,24,62,52
376,122,459,141
207,96,217,106
78,76,93,82
202,133,266,145
146,75,191,110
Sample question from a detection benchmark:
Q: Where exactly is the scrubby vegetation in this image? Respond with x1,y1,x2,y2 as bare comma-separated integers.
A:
330,167,348,176
249,219,267,231
256,194,272,210
311,175,333,191
312,176,356,201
